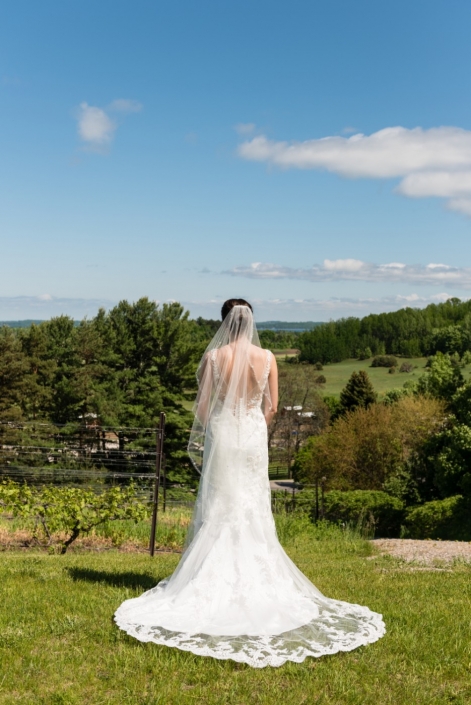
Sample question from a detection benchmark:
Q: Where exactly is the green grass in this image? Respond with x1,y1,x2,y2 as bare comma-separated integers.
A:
279,357,471,399
1,517,470,704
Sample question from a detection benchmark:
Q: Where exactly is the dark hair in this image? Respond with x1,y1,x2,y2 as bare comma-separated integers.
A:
221,298,253,321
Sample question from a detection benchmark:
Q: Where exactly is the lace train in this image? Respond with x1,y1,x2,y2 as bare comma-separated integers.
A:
114,582,385,668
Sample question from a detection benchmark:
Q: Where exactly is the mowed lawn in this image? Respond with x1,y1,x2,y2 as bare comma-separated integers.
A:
277,357,471,399
316,357,429,398
1,526,470,705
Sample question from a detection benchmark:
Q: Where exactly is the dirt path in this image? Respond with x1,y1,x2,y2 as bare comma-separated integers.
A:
371,538,471,565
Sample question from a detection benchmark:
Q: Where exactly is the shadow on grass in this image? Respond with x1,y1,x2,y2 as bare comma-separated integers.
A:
67,567,163,590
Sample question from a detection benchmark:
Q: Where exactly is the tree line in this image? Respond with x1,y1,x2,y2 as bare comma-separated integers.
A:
0,299,218,482
297,297,471,363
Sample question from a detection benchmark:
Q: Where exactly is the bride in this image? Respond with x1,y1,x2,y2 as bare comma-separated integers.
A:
114,299,385,667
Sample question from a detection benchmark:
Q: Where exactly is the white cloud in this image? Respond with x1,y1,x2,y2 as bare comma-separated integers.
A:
447,198,471,216
108,99,143,113
76,99,142,151
77,103,116,146
238,126,471,215
234,122,256,135
226,260,471,288
323,258,364,272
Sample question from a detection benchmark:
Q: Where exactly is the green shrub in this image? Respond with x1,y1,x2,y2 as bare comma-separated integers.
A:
322,490,404,537
0,480,147,553
404,495,471,540
371,355,398,368
357,347,372,360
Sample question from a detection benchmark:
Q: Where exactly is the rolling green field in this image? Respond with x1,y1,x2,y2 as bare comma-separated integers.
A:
279,357,471,399
0,516,470,705
311,357,428,398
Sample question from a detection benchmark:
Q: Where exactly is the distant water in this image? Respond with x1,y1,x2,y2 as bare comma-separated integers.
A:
1,319,324,332
257,321,322,332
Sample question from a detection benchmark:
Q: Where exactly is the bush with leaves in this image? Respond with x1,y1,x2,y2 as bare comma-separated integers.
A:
0,480,147,553
424,423,471,499
417,352,464,400
371,355,398,368
322,490,404,537
357,347,372,360
293,395,446,496
404,495,471,540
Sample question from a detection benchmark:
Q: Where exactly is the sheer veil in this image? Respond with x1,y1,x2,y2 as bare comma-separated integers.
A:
188,305,272,475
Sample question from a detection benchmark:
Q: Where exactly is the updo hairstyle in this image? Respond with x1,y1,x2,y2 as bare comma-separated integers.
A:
221,299,253,321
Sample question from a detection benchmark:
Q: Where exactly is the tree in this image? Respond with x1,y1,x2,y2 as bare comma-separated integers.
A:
425,424,471,499
0,326,29,419
416,352,464,400
338,370,376,415
294,396,446,497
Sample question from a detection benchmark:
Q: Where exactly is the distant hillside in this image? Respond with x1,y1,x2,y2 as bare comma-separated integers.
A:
297,297,471,363
257,321,323,332
0,320,45,328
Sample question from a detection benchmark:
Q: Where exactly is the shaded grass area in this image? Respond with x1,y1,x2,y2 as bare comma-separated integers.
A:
1,517,470,704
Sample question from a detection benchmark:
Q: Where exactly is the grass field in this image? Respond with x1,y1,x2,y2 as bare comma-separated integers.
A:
1,516,470,705
312,357,429,398
279,357,471,399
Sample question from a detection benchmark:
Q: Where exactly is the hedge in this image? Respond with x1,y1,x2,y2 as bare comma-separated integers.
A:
404,495,471,540
322,490,404,537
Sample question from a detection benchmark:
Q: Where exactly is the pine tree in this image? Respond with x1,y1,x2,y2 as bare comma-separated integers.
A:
339,370,376,415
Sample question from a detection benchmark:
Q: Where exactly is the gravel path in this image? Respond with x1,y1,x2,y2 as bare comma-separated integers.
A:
371,539,471,565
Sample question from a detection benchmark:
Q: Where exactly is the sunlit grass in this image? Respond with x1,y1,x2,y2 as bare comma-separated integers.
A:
0,515,470,704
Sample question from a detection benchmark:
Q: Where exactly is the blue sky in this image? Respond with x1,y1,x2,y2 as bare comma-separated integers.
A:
1,0,471,321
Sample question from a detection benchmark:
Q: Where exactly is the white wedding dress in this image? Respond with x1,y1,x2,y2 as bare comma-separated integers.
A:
114,307,385,668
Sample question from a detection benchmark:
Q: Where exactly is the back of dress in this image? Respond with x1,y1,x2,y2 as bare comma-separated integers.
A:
188,305,273,475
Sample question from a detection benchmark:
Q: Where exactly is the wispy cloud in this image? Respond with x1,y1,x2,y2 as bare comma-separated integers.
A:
76,99,142,151
234,122,256,135
238,126,471,216
183,293,455,321
226,260,471,288
0,295,116,320
108,99,143,114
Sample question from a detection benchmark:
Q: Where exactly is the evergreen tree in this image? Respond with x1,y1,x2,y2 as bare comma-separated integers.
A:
0,326,29,419
339,370,376,415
